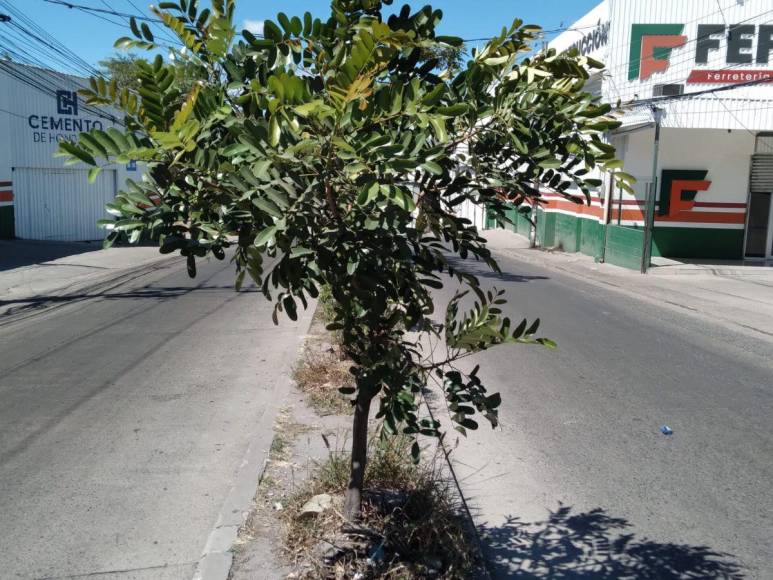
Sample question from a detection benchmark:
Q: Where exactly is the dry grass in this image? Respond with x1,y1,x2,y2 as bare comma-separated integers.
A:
270,407,313,462
281,436,478,579
292,348,354,416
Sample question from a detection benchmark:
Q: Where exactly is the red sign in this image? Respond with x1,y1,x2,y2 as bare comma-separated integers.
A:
687,69,773,84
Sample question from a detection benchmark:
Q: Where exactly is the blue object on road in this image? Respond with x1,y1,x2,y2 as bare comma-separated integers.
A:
661,425,674,435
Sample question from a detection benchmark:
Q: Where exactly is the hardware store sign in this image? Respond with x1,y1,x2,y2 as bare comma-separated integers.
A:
629,23,773,83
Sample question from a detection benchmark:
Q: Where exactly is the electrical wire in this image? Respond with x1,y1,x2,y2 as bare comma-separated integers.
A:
0,0,102,76
123,0,181,45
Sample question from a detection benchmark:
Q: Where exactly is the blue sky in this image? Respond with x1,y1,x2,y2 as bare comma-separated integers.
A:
14,0,598,71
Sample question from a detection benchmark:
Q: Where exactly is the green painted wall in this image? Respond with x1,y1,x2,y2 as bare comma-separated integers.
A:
505,206,519,230
0,206,13,239
514,210,531,235
554,213,581,252
535,209,604,259
490,206,743,266
536,209,556,248
580,218,604,259
652,228,744,260
605,225,644,270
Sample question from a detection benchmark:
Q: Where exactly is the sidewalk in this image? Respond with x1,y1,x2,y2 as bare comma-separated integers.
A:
0,239,180,319
482,229,773,341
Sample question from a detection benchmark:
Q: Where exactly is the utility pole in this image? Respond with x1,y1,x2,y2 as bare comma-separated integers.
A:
641,106,664,274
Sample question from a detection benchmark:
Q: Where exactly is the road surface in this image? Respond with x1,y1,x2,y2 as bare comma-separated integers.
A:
0,254,310,579
438,247,773,578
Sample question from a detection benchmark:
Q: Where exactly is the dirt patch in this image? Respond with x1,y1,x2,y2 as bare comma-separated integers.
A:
293,348,354,416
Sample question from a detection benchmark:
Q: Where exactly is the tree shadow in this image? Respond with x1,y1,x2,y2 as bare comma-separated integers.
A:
444,258,549,283
0,239,161,272
0,239,101,272
0,285,257,321
479,505,744,579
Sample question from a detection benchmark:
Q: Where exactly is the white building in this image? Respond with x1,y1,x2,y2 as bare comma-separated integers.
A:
0,62,134,241
498,0,773,268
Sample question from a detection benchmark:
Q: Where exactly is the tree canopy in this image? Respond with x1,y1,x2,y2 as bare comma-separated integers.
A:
58,0,630,519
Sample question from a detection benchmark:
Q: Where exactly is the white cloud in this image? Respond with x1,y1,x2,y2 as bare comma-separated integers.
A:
242,19,264,36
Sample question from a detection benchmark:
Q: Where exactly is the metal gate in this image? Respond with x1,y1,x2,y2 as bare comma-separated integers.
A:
750,154,773,194
13,167,116,241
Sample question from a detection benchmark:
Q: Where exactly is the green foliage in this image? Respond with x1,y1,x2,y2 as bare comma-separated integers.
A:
60,0,630,450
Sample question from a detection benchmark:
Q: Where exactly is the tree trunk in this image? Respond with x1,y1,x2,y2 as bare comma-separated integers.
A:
344,391,373,521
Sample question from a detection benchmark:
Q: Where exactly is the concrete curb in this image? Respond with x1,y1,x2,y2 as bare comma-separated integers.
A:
0,253,182,326
191,309,316,580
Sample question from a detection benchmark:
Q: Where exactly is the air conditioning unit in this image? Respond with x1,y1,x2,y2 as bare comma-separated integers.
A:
653,84,684,97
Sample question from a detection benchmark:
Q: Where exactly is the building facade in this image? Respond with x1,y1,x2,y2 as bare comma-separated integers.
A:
491,0,773,268
0,62,133,241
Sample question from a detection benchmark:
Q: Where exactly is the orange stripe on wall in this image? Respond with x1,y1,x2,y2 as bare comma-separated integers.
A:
0,190,13,202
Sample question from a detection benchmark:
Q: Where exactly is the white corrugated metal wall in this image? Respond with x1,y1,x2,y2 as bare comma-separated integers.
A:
1,62,129,240
14,168,117,241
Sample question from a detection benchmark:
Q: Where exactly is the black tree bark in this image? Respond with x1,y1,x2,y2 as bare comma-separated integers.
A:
344,390,373,521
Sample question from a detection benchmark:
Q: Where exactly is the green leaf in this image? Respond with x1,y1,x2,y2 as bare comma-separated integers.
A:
538,158,562,169
263,19,282,41
254,225,277,246
421,161,442,175
428,117,448,143
56,141,96,166
88,167,103,183
129,17,141,38
268,115,281,147
252,196,283,218
140,22,154,42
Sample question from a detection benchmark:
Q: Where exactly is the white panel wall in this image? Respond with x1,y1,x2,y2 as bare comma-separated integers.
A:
14,168,117,241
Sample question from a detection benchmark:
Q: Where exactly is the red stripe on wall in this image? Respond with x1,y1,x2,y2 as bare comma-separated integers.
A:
0,190,13,202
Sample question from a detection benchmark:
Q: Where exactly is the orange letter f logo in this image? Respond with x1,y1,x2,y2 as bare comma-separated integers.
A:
629,24,686,81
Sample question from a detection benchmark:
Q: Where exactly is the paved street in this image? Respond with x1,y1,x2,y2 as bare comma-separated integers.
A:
0,254,311,579
439,244,773,578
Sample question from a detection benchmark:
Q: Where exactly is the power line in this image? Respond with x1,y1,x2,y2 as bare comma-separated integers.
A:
624,75,773,109
0,60,120,123
123,0,180,45
0,0,102,77
461,22,601,44
42,0,160,22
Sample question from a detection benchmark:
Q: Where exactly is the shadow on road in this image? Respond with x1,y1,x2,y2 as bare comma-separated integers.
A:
0,286,259,324
479,505,744,579
0,239,103,272
0,239,162,272
445,258,549,284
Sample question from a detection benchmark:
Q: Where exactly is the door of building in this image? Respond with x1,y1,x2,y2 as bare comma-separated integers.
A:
746,140,773,261
744,192,773,260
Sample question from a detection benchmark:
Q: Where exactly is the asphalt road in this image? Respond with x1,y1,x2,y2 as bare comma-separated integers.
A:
438,250,773,578
0,255,311,579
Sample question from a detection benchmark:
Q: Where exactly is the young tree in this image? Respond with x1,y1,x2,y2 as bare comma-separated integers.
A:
99,53,203,95
58,0,629,520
